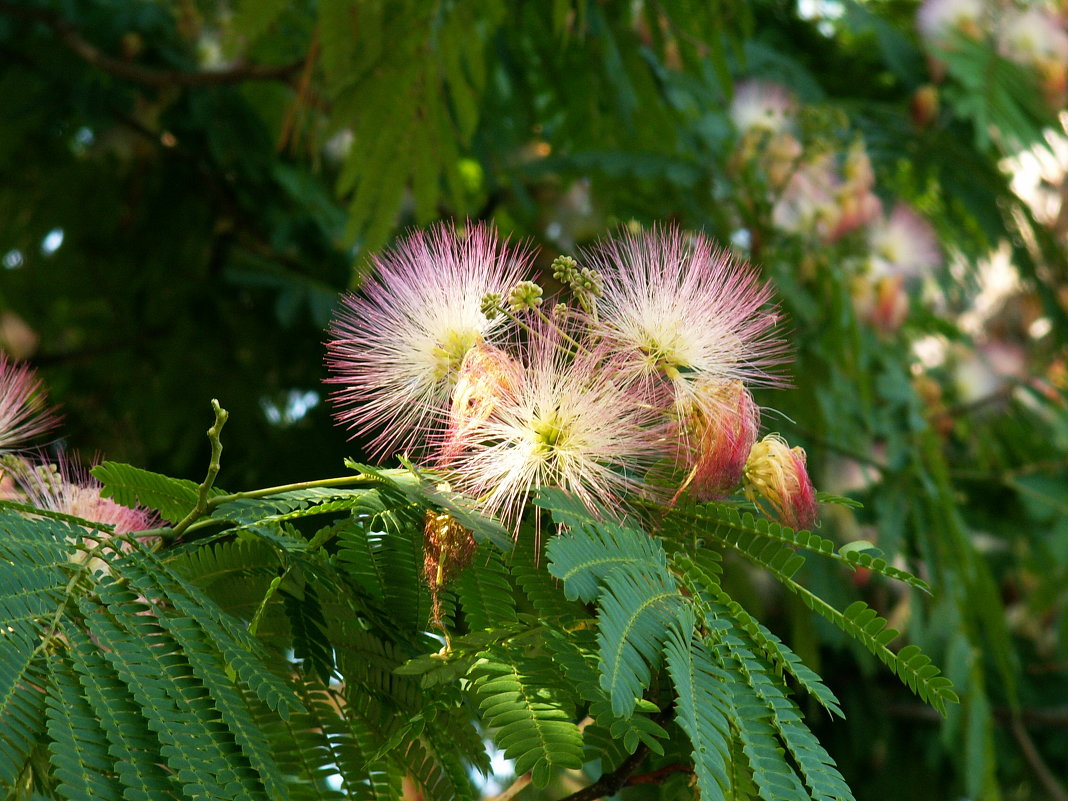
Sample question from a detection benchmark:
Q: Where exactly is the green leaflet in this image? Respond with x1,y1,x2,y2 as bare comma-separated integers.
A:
348,460,513,549
664,502,931,594
44,649,123,801
685,503,958,717
91,460,226,524
544,496,668,603
713,616,854,801
454,546,519,630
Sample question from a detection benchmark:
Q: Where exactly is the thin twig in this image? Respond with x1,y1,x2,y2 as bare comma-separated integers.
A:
485,773,531,801
0,2,303,87
1009,715,1068,801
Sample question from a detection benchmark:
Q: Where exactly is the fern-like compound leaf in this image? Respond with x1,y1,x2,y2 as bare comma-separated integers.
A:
596,564,692,718
125,549,304,719
543,492,669,603
44,649,123,801
715,617,854,801
65,626,180,800
671,503,931,594
664,626,733,801
805,598,959,716
91,460,227,523
454,546,518,630
470,645,584,788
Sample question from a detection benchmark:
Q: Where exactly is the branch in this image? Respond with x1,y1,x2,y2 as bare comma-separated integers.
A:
1009,715,1068,801
555,744,650,801
0,1,304,88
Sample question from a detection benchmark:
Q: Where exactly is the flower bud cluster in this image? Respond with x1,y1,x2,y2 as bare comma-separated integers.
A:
552,254,604,312
507,280,544,312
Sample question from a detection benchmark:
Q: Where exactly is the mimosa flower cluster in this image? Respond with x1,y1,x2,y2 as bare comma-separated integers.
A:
0,355,156,571
727,79,943,335
918,0,1068,105
325,221,819,532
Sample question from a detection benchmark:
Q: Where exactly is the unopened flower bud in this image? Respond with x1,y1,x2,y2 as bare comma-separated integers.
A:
507,281,544,312
575,267,604,297
679,381,760,500
911,84,939,128
480,292,503,319
743,434,818,530
551,255,579,284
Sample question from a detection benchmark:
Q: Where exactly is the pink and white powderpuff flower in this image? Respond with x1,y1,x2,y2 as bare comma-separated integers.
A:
0,354,58,451
730,80,797,135
743,434,818,530
917,0,986,43
583,226,785,414
6,456,158,574
772,156,840,237
441,322,668,531
997,7,1068,66
997,7,1068,100
868,204,942,279
324,222,532,459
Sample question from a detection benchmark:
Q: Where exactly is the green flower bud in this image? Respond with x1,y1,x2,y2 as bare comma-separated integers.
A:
551,255,578,284
480,292,503,319
507,281,544,312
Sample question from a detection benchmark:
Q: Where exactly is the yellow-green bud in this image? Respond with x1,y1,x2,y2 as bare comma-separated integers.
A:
507,281,544,312
551,255,579,284
480,292,503,319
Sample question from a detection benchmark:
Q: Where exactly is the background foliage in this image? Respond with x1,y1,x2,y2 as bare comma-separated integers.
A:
1,1,1067,800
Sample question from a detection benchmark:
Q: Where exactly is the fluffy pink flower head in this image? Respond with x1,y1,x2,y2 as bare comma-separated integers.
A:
441,322,667,530
772,156,840,237
869,204,942,279
14,458,156,535
7,456,158,573
997,7,1068,66
0,354,58,451
917,0,986,43
997,7,1068,100
584,226,784,414
676,380,761,501
325,222,531,458
743,434,818,530
730,80,797,135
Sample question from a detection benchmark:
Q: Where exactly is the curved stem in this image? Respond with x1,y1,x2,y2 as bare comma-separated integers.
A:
170,399,229,537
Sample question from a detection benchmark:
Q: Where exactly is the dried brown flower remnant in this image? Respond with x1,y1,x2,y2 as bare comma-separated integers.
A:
423,508,477,649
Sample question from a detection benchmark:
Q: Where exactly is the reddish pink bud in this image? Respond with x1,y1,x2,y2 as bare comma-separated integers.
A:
743,434,819,530
678,381,760,500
